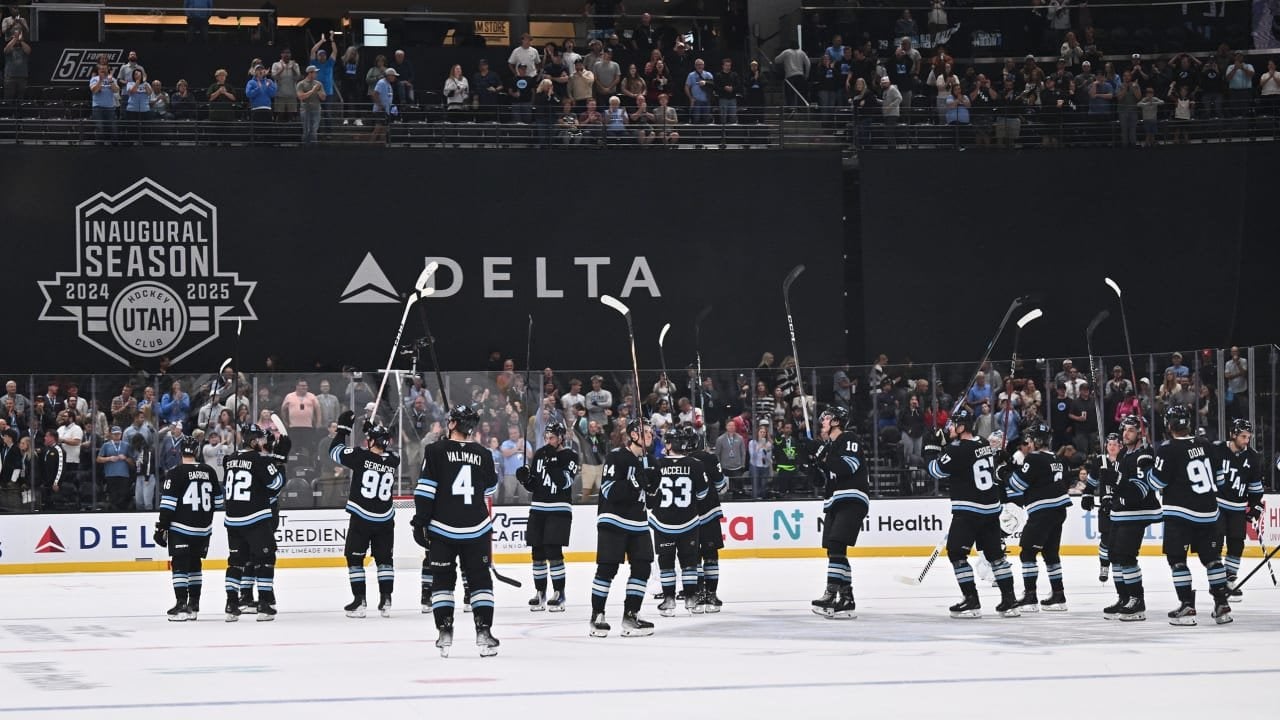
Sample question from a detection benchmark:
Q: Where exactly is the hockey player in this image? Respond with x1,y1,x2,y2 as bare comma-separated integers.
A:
1001,422,1070,612
155,436,224,621
1144,405,1232,625
223,424,287,621
516,421,577,612
1098,415,1161,621
688,429,727,612
927,408,1020,618
413,404,500,657
1082,432,1122,587
650,425,709,617
1212,418,1265,598
331,410,400,618
810,406,868,620
590,417,657,638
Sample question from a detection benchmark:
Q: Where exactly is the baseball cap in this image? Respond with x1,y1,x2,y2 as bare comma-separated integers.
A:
385,68,398,77
1113,365,1123,372
110,426,122,434
880,76,890,84
305,64,318,73
1062,359,1073,367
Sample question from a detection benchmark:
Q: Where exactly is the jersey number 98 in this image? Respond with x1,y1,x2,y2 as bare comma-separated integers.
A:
360,469,395,502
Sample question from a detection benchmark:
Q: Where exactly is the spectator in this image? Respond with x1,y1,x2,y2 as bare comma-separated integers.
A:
748,422,772,499
619,62,646,108
1137,86,1163,146
927,1,949,35
1048,383,1072,448
1073,385,1097,452
296,64,325,144
158,381,190,426
271,48,302,122
171,79,197,120
631,12,658,55
974,401,997,439
711,57,741,125
1260,59,1280,116
743,60,766,124
391,49,415,103
874,380,898,431
63,383,87,417
628,95,657,143
574,416,608,503
310,34,338,125
645,58,672,104
995,397,1021,445
774,40,811,107
3,380,27,416
281,378,320,452
1165,351,1190,379
3,5,29,40
472,58,504,121
1199,58,1224,118
1225,51,1254,116
206,68,237,133
560,378,586,415
1113,390,1140,425
879,76,902,146
653,92,680,144
1170,84,1194,143
1053,359,1075,387
122,410,154,450
508,32,542,78
650,397,674,430
444,63,470,115
121,67,153,141
365,54,389,104
602,94,628,142
184,0,212,41
715,418,747,496
508,64,535,123
371,68,397,143
56,410,84,496
677,396,704,431
944,83,971,132
578,97,604,139
592,48,621,106
336,46,363,126
1224,345,1248,419
149,80,172,119
497,425,531,505
246,63,277,136
899,395,926,466
558,97,584,143
561,38,582,76
1116,70,1141,146
89,63,120,143
2,24,29,110
684,57,714,124
97,426,133,510
964,372,992,411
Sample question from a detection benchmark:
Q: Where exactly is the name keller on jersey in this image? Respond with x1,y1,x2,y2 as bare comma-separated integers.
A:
37,178,256,366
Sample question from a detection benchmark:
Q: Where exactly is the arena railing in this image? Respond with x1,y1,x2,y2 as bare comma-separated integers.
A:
1,345,1274,514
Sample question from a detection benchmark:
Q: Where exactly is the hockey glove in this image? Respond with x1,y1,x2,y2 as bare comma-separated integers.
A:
273,434,292,459
1080,494,1095,512
643,468,663,494
1246,501,1264,522
1135,454,1155,475
411,516,431,549
995,463,1014,483
153,523,168,548
337,410,355,434
1100,495,1114,513
515,465,531,489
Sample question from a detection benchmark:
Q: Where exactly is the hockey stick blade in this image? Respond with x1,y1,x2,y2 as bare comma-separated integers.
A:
218,357,232,375
1104,277,1123,298
1016,308,1043,329
1086,309,1110,337
414,261,440,297
896,575,925,586
782,264,805,295
269,413,288,437
600,294,630,317
658,322,671,348
491,565,522,587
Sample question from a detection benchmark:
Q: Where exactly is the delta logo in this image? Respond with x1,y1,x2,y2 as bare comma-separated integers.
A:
35,527,67,553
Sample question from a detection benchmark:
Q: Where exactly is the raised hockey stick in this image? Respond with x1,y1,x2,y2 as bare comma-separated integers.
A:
657,322,672,396
897,533,948,585
1010,308,1042,377
521,314,533,472
1232,539,1280,591
781,265,812,438
1104,278,1140,403
371,263,438,420
601,295,643,424
949,298,1038,416
1085,310,1111,444
694,306,712,413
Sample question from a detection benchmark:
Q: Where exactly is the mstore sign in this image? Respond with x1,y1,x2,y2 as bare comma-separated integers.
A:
37,178,256,367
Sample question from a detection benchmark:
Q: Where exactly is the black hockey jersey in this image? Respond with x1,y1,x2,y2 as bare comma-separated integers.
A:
222,450,284,528
330,438,400,523
1148,436,1219,524
689,449,726,528
928,438,1000,516
158,462,225,537
415,439,498,542
1006,451,1070,514
525,445,579,515
1109,443,1162,523
1211,441,1264,513
648,454,709,535
813,433,869,512
597,447,651,534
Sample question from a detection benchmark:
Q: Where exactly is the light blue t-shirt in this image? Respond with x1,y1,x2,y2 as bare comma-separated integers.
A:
99,439,131,478
499,439,529,476
314,56,336,94
125,82,150,112
89,75,117,108
686,70,712,102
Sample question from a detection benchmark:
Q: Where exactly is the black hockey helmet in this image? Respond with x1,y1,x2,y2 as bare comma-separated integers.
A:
180,435,201,457
820,405,850,428
1230,418,1253,437
1024,421,1051,448
366,422,393,449
544,421,567,438
1165,404,1192,434
626,417,650,437
448,404,479,436
240,423,266,448
1105,432,1121,445
950,407,975,433
1119,414,1144,431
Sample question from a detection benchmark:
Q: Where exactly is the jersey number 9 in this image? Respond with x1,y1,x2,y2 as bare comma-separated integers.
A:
1187,458,1215,494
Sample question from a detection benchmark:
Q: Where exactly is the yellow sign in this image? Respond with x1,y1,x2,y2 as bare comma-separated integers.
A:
474,19,509,42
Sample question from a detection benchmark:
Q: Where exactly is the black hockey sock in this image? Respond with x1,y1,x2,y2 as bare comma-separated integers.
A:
1123,565,1142,598
225,564,244,598
189,560,203,601
1206,562,1228,592
827,556,852,589
257,565,276,600
188,584,201,608
659,564,676,596
532,560,548,593
431,588,456,627
1171,563,1192,602
473,605,494,628
1020,560,1038,593
549,561,566,594
421,560,433,593
624,575,647,613
1099,544,1110,568
591,575,611,614
172,573,188,604
1046,562,1064,593
376,564,394,597
997,576,1016,597
703,560,719,593
952,561,977,597
348,563,366,599
681,565,699,597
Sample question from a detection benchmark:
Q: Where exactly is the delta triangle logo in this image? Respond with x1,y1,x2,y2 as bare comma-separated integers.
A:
339,253,400,304
35,526,66,553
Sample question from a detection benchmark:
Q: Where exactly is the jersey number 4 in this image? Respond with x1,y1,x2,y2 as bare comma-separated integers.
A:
452,465,475,504
360,470,394,502
182,481,214,512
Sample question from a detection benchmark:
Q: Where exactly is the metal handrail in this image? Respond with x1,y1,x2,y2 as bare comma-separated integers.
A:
13,3,276,13
800,0,1246,10
346,10,720,21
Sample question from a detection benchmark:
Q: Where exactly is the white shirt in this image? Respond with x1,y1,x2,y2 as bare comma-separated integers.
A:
508,46,541,74
1261,71,1280,96
58,423,84,463
560,392,586,413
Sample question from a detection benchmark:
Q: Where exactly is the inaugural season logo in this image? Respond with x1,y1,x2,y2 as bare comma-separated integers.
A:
37,178,256,366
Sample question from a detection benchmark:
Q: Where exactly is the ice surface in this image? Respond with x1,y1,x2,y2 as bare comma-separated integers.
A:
0,556,1276,720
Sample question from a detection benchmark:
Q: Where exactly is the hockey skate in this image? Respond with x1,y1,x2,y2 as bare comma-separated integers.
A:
811,583,838,618
528,591,546,612
826,588,856,620
658,594,677,617
949,595,982,619
1102,596,1128,620
621,610,654,637
344,597,367,618
589,612,611,638
703,591,723,613
256,592,277,622
1226,577,1243,601
421,586,431,614
239,589,257,615
435,621,454,658
546,590,566,613
1117,596,1146,622
377,595,392,618
1168,594,1197,626
1098,564,1109,583
1014,591,1040,613
685,593,703,615
995,594,1022,618
1211,590,1233,625
224,597,242,623
166,602,191,622
187,592,201,621
476,625,500,658
1039,592,1068,612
